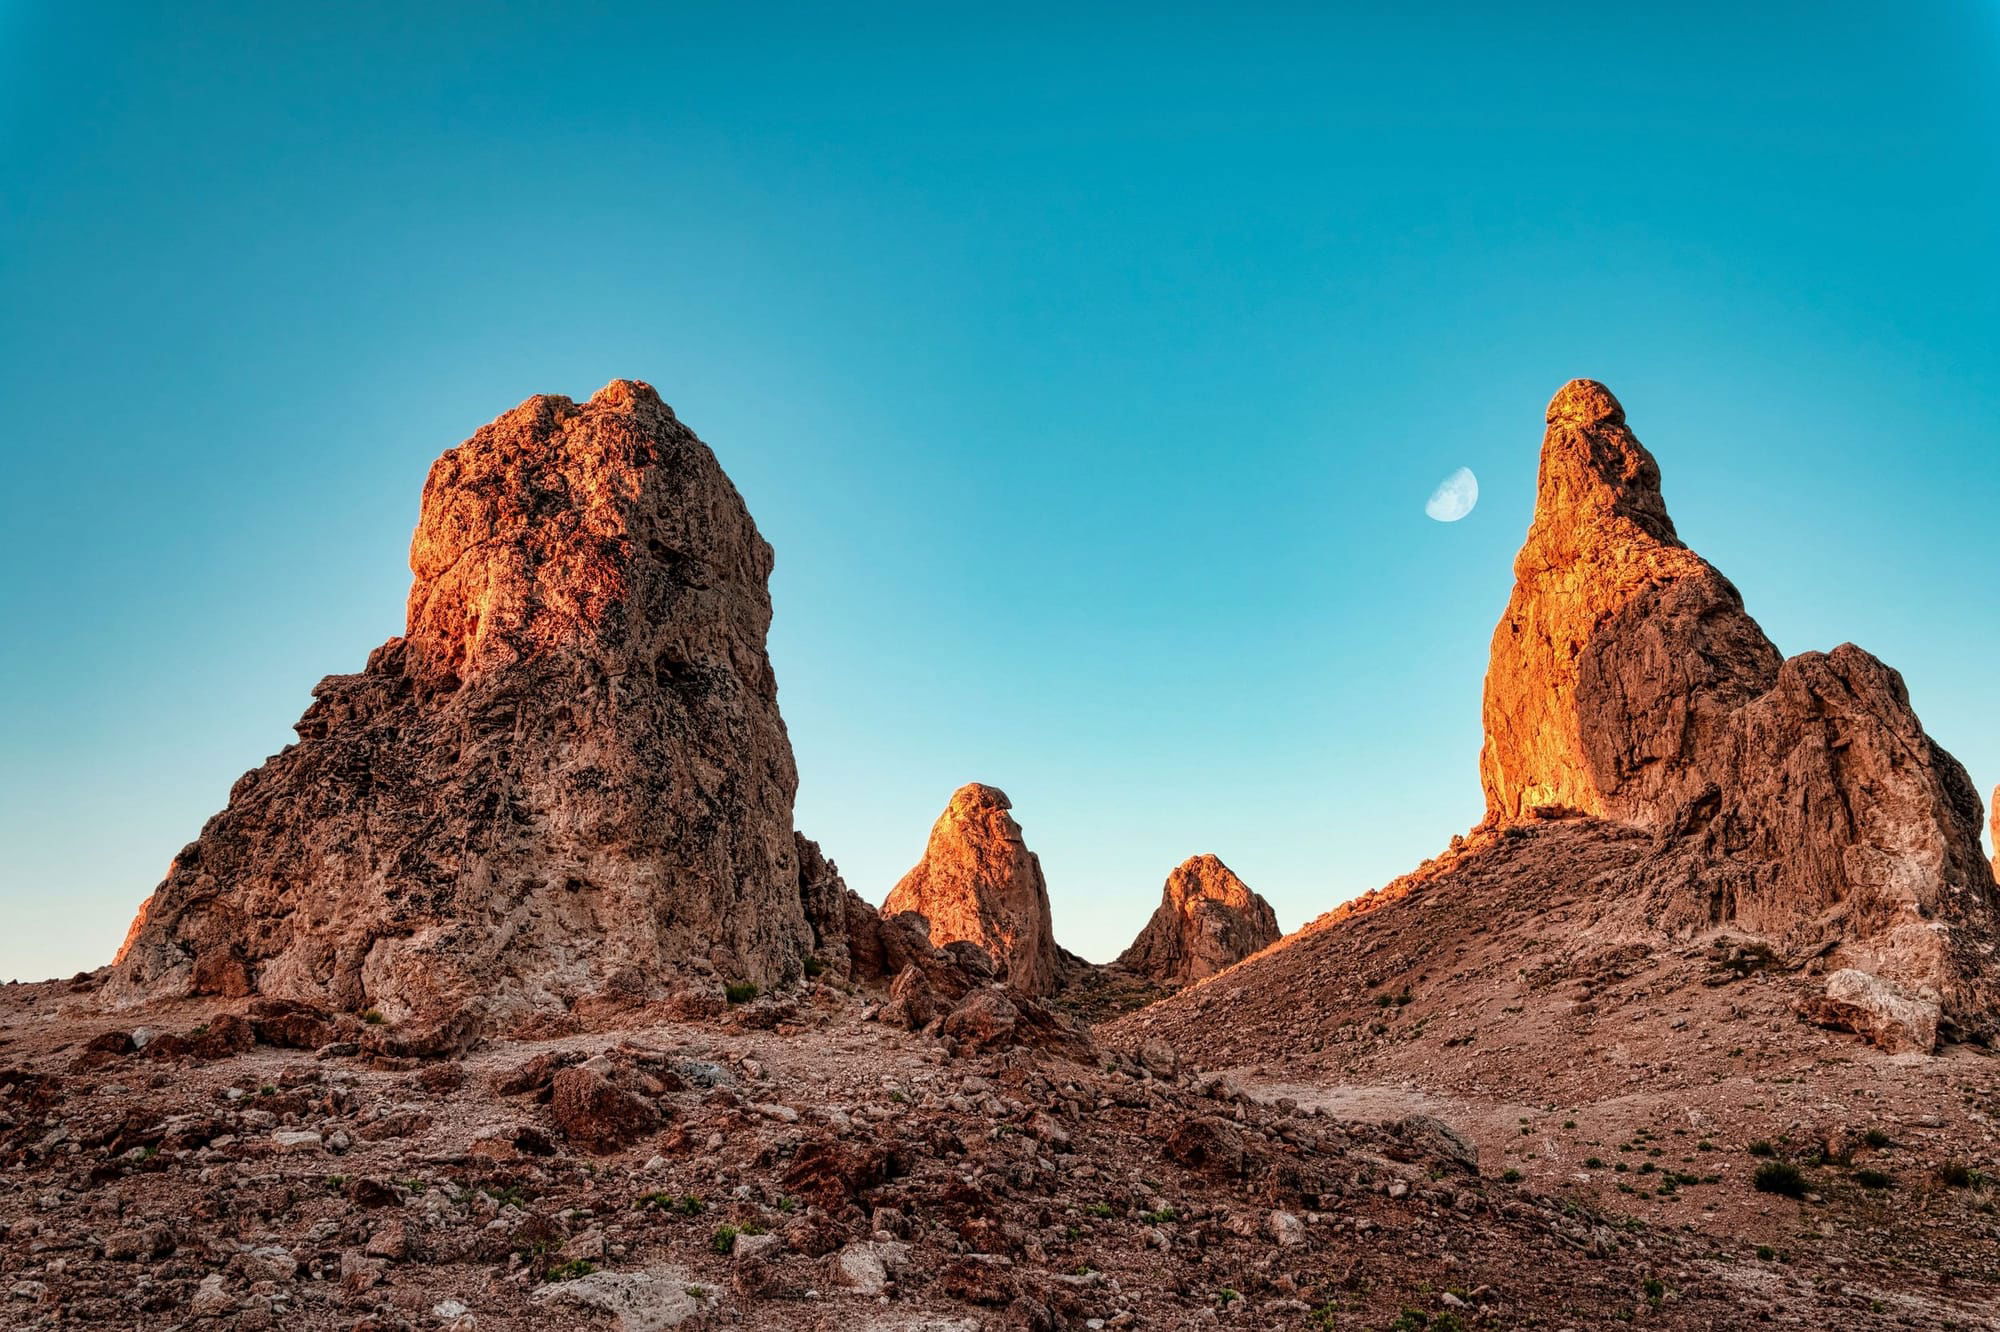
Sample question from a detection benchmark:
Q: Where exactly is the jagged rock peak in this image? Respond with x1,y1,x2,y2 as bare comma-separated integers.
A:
1116,854,1281,987
109,380,811,1030
881,783,1066,996
1478,380,2000,1044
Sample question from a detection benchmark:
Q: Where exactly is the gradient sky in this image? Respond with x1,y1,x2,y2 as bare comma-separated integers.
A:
3,3,1997,983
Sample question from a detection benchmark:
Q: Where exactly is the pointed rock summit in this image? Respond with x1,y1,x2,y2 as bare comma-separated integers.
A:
110,381,813,1028
1481,379,1999,1038
882,784,1066,996
1116,854,1280,986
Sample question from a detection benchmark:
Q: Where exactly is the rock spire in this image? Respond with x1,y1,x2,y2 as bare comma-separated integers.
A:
1116,855,1280,986
110,381,812,1029
881,784,1066,996
1480,379,1999,1039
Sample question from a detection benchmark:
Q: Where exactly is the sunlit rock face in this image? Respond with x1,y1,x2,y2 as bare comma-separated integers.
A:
1116,854,1280,987
1480,380,1999,1036
109,381,812,1028
882,784,1066,996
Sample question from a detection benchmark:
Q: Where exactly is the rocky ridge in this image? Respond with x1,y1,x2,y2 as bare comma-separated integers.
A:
1114,855,1281,987
109,382,814,1034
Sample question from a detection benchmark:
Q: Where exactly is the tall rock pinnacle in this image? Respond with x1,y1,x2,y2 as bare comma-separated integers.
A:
110,381,812,1027
1480,380,1999,1036
1116,854,1280,986
882,784,1065,996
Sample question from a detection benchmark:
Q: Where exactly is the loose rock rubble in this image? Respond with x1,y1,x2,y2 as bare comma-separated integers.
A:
28,972,1991,1331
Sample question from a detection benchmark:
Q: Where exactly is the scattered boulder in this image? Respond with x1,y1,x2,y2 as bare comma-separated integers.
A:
1387,1115,1480,1175
1800,968,1942,1054
533,1266,716,1331
549,1064,662,1152
826,1240,909,1296
781,1133,894,1208
108,381,815,1029
883,784,1067,995
940,988,1020,1049
879,965,939,1031
248,998,337,1050
1164,1115,1247,1176
1116,854,1280,986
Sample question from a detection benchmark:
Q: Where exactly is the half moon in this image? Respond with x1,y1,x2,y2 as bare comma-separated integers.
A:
1425,467,1478,522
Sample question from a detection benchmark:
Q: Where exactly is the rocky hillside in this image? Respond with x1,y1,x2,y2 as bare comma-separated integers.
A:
109,383,815,1035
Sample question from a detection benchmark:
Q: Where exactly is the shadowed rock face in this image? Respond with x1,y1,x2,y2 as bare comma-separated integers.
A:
109,381,811,1027
1116,855,1280,986
1480,380,1999,1036
881,784,1065,996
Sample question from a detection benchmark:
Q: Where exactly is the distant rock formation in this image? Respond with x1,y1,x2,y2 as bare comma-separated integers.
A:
882,784,1067,996
1116,855,1280,986
109,381,813,1029
1480,379,1998,1041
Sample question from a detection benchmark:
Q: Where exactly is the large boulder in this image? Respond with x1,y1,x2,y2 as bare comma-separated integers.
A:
1477,380,1999,1038
108,381,813,1028
1116,854,1280,986
882,783,1067,995
1799,968,1941,1054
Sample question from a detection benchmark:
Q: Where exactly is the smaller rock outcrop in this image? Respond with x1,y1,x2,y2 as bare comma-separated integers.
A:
882,784,1067,995
1116,855,1280,986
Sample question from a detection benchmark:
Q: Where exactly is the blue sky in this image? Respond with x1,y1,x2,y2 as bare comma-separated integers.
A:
2,3,1996,981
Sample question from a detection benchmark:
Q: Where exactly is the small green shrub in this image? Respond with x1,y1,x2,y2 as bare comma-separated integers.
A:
724,982,758,1004
360,1008,386,1025
544,1259,596,1282
1853,1169,1896,1190
1753,1161,1807,1199
1501,1168,1522,1183
637,1192,705,1215
1747,1140,1775,1157
1862,1128,1892,1150
802,956,827,978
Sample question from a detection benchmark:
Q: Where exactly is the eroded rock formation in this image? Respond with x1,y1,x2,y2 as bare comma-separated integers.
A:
881,784,1066,995
109,381,812,1028
1116,854,1280,986
1480,379,1999,1041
